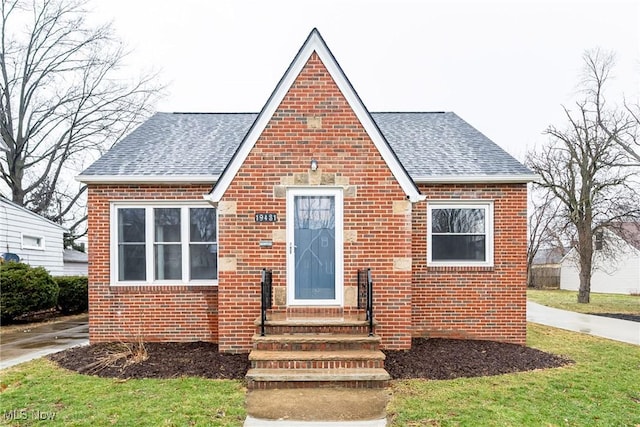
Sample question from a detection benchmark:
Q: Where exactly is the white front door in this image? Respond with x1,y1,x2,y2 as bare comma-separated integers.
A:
286,188,343,306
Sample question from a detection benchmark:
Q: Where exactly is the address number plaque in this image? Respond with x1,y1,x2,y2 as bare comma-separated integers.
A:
255,213,278,223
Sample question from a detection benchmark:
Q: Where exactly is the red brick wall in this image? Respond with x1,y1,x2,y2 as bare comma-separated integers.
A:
86,55,528,349
217,53,413,352
411,183,528,345
87,184,218,343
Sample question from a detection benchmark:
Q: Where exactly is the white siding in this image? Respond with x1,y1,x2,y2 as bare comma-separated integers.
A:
560,242,640,295
0,198,65,276
63,262,88,276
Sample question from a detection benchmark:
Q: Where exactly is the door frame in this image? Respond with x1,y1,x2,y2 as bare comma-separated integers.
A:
286,187,344,306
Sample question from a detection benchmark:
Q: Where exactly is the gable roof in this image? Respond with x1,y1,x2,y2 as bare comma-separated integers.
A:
79,113,255,182
612,222,640,251
77,111,536,184
77,30,536,187
207,29,421,203
532,247,568,265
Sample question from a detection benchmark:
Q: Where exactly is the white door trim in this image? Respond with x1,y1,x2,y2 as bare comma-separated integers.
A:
286,187,343,306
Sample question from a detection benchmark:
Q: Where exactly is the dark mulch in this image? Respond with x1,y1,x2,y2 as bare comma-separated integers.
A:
48,338,571,381
48,342,250,379
384,338,572,380
589,312,640,323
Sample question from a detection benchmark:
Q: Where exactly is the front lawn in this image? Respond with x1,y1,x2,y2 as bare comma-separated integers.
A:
527,289,640,315
0,361,246,426
1,323,638,426
388,323,640,426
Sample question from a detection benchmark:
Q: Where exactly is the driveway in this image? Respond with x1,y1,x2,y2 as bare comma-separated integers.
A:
527,301,640,345
0,315,89,369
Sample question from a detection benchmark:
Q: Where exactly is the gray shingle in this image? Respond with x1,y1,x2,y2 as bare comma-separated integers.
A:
371,112,532,178
79,111,533,180
80,112,257,177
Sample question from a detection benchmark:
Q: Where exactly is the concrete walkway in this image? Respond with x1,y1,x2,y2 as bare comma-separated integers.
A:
527,301,640,345
0,315,89,369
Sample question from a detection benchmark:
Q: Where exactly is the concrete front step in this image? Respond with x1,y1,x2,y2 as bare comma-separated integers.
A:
253,334,381,352
246,368,391,389
249,349,386,369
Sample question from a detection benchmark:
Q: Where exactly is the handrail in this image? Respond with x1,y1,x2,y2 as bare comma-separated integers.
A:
260,268,273,337
357,268,374,336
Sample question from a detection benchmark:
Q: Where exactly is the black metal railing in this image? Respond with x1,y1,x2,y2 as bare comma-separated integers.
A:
357,268,374,336
260,268,273,337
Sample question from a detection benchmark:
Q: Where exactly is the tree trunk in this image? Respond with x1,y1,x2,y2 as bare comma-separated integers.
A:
576,223,593,304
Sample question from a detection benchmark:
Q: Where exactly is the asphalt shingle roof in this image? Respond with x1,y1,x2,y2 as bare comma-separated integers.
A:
79,111,533,180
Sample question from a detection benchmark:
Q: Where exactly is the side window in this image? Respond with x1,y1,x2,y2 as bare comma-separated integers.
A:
428,202,493,266
22,234,45,250
189,208,218,280
117,208,146,281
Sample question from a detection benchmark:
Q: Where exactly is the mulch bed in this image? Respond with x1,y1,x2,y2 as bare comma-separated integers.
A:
48,338,571,380
384,338,571,380
589,313,640,322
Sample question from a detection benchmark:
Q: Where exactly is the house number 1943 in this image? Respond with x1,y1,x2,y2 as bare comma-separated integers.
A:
255,213,278,222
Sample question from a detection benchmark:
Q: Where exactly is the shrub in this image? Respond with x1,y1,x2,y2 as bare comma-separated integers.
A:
0,262,59,323
55,276,89,314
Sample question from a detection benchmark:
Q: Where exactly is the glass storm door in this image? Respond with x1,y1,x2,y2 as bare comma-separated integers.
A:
287,188,343,306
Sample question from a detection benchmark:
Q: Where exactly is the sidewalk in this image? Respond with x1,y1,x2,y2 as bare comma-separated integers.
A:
0,315,89,369
526,301,640,345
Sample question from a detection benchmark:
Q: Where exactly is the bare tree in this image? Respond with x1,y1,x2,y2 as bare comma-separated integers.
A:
0,0,161,238
527,50,640,303
583,50,640,165
526,187,565,288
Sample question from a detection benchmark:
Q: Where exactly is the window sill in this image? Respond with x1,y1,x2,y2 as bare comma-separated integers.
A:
427,264,494,272
22,246,45,251
109,282,218,293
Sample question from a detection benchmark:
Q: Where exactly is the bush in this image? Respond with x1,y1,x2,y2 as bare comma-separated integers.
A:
0,262,59,323
55,276,89,314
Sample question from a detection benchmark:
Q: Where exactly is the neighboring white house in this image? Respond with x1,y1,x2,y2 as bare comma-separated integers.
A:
0,196,66,276
561,223,640,295
63,248,88,276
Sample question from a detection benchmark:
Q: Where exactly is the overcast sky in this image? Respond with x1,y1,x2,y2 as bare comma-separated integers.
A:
91,0,639,161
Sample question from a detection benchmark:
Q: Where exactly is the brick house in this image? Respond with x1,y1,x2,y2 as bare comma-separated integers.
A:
78,29,536,356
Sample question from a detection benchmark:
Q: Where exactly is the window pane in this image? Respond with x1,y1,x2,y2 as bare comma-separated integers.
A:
155,208,181,242
432,235,486,261
432,208,485,234
119,244,146,281
155,244,182,280
190,208,216,242
190,244,217,280
118,208,145,242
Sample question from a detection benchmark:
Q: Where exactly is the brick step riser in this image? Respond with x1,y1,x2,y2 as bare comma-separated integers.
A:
257,325,371,335
251,359,385,370
254,342,379,352
247,379,389,390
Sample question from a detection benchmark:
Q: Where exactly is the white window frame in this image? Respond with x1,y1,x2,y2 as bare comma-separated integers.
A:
110,202,218,286
427,200,494,267
21,233,45,250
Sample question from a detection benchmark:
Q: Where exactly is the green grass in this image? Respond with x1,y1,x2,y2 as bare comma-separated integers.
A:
527,289,640,315
0,360,246,426
388,323,640,426
2,324,639,426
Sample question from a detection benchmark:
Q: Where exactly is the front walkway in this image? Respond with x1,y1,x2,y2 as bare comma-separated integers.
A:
0,315,89,369
527,301,640,345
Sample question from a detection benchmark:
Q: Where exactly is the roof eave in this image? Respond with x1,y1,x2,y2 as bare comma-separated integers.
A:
76,175,219,184
413,174,540,184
